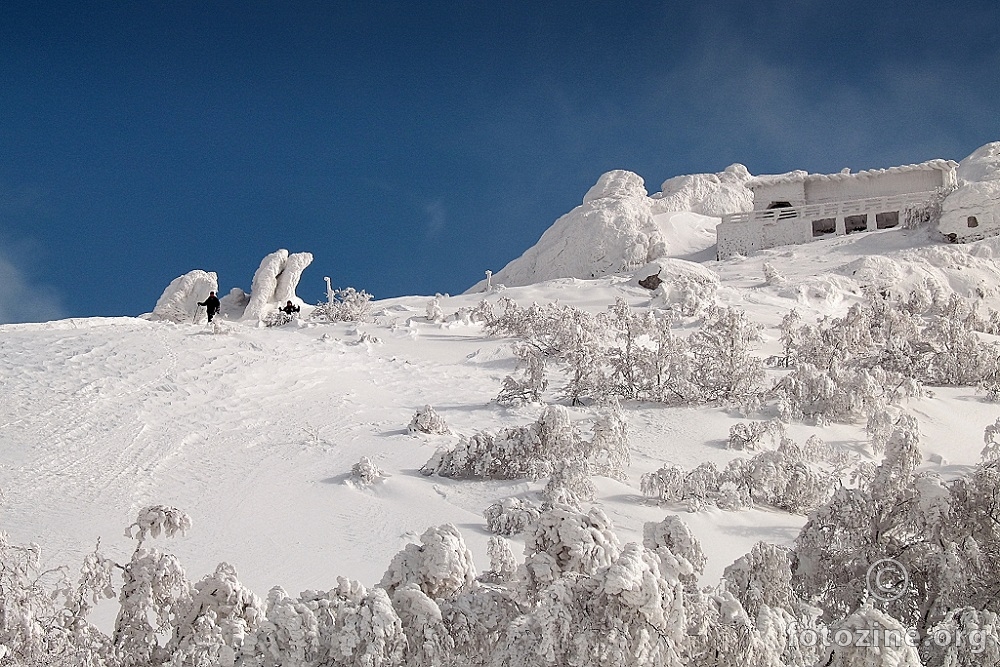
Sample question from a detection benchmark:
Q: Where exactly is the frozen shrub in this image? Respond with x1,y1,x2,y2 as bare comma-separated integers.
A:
124,505,192,542
517,507,621,599
168,562,262,665
483,497,542,536
640,464,686,504
426,295,445,323
496,341,548,405
408,405,450,435
643,515,706,583
643,447,833,515
422,404,628,482
334,587,406,667
480,536,517,584
541,461,595,511
391,583,454,667
762,261,785,286
727,419,785,451
722,542,795,617
379,524,477,600
818,606,923,666
262,310,295,328
984,417,1000,463
350,456,386,486
688,306,765,405
922,607,1000,666
312,286,373,323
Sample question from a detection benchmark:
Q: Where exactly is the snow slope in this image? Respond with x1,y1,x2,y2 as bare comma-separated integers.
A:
3,221,1000,635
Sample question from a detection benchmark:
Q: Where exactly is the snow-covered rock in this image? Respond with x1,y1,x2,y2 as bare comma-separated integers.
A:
940,142,1000,242
150,270,219,323
243,249,313,321
957,141,1000,183
472,170,660,290
651,163,754,217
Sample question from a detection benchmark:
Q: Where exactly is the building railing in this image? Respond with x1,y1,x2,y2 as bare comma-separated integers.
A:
721,191,938,225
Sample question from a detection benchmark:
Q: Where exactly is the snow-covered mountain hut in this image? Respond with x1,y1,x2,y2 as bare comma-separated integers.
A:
716,159,958,258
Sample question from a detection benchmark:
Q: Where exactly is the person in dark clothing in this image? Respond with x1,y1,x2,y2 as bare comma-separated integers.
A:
280,300,301,316
198,291,221,322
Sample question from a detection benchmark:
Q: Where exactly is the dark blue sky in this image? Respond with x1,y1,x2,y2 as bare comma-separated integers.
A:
1,1,997,322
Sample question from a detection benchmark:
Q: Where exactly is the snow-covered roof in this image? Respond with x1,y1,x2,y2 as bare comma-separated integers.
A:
747,159,959,190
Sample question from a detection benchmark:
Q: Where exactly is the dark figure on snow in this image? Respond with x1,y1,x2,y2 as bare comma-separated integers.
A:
198,291,221,322
280,300,301,315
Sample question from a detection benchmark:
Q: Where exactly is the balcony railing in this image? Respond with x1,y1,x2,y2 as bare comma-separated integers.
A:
721,191,937,225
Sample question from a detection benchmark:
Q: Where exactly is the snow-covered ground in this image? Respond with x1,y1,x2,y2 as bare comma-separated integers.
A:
3,213,999,640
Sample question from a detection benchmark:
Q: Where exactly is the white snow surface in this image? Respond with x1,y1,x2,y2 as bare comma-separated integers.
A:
6,221,1000,635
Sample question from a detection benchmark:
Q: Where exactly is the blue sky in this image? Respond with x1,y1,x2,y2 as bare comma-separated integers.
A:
1,1,997,322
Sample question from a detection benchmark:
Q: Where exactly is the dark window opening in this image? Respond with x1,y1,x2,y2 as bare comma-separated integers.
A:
767,201,792,209
845,215,868,234
969,216,979,228
876,211,899,229
812,218,836,237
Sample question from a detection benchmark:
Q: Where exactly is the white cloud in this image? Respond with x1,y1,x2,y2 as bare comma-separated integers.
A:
0,250,65,324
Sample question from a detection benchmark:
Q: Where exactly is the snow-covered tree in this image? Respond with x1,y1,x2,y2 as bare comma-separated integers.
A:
379,524,477,601
483,497,541,537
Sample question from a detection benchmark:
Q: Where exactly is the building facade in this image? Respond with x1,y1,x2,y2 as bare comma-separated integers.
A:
716,160,959,259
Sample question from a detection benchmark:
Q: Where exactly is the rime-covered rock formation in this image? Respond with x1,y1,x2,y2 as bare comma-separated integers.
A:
468,166,752,291
474,170,660,290
150,270,219,323
651,163,754,217
940,142,1000,242
243,249,313,321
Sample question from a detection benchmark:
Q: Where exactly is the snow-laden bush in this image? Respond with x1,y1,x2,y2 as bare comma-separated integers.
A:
312,287,374,323
379,524,477,600
727,419,784,451
540,460,595,511
391,583,454,667
722,542,796,618
779,293,1000,408
642,445,834,515
168,562,262,666
350,456,386,486
425,295,444,323
408,405,450,435
239,579,369,667
124,504,192,542
818,606,923,666
483,497,542,536
762,261,785,286
480,537,517,584
922,607,1000,666
643,515,706,584
496,341,548,405
262,310,296,328
421,404,629,482
497,507,691,667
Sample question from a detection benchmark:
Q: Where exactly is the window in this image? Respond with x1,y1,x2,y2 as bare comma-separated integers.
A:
968,216,979,228
875,212,899,229
812,218,836,237
845,215,868,234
